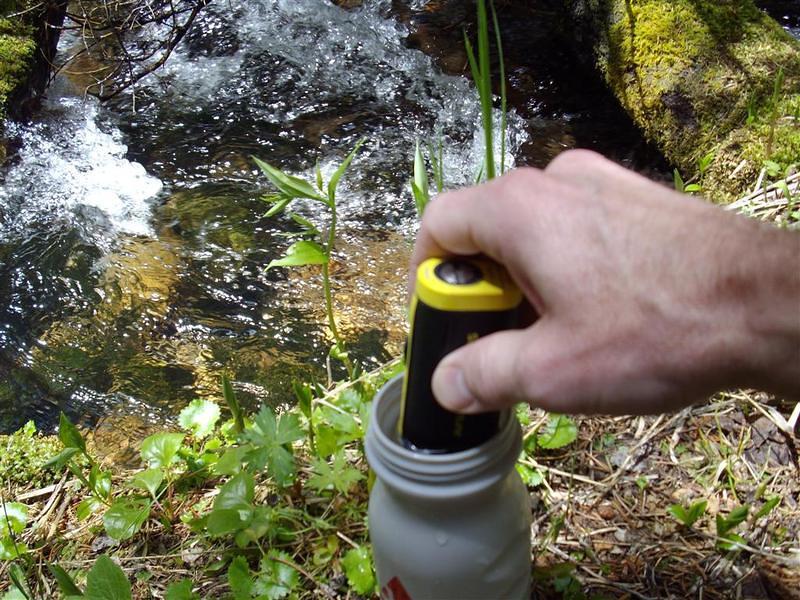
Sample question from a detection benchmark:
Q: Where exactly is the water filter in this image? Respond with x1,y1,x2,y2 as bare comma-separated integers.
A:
365,257,531,599
401,257,522,452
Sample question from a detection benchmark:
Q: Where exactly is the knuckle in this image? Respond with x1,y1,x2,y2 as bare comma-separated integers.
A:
546,148,604,174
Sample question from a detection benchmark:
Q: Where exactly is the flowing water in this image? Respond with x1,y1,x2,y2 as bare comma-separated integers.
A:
0,0,672,434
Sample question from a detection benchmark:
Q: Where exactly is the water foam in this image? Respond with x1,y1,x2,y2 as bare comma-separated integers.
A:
0,96,162,243
148,0,526,227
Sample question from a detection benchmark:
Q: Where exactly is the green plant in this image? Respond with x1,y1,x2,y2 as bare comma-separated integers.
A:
673,168,701,194
527,414,578,453
464,0,507,180
255,140,365,379
0,500,28,560
667,499,707,528
47,398,225,543
0,421,64,489
341,545,376,595
715,505,749,551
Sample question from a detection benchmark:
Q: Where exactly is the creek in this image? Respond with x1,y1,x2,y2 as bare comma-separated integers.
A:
1,0,743,434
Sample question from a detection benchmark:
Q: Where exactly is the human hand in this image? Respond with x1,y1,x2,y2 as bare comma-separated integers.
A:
410,150,800,415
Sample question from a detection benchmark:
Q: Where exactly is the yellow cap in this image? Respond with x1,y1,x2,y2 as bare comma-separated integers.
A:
415,257,522,312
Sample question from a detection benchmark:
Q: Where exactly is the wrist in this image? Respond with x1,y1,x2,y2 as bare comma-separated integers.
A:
721,222,800,396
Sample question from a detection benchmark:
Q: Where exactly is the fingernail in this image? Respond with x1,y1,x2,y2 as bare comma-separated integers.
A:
433,365,477,412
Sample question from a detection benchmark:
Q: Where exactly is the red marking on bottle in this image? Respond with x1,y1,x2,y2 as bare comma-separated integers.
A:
380,576,412,600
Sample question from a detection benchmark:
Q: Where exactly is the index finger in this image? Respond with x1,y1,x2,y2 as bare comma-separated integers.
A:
408,168,554,295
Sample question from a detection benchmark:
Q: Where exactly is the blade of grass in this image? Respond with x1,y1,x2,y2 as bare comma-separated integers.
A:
477,0,494,180
490,0,506,175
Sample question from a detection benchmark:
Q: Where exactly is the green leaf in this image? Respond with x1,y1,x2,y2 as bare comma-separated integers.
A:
58,412,86,453
275,412,304,445
515,463,544,488
253,156,327,202
412,140,430,216
764,160,781,178
129,468,164,498
207,508,250,537
267,240,327,270
76,496,105,521
716,505,749,537
312,535,340,567
165,579,200,600
667,499,706,527
698,151,715,174
264,196,291,218
1,502,28,535
103,498,151,541
83,555,132,600
243,408,303,486
307,451,364,494
1,589,27,600
89,466,112,500
327,139,365,203
673,168,685,192
253,551,300,600
292,381,313,420
179,399,221,439
0,536,28,560
288,212,320,235
8,563,31,600
754,496,781,520
233,506,277,547
140,433,185,469
215,446,249,476
315,161,324,192
536,415,578,449
222,375,245,434
491,0,507,174
684,183,702,193
47,563,83,597
228,556,254,600
342,546,375,595
314,409,361,458
717,532,748,552
214,472,255,512
43,447,81,470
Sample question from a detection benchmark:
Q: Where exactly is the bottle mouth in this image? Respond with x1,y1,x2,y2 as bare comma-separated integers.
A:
366,374,522,500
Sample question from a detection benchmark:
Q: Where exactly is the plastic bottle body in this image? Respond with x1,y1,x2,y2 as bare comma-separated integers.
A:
366,375,532,599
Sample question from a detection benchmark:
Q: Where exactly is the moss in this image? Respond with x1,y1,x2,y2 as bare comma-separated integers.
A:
0,16,35,119
595,0,800,201
0,421,63,490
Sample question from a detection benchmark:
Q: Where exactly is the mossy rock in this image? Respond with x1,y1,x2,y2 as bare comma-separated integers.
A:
570,0,800,202
0,16,36,120
1,1,67,161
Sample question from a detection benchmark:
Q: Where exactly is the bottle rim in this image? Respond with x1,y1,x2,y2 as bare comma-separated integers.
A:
365,374,522,500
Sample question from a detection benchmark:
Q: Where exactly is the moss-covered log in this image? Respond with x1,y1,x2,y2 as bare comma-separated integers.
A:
568,0,800,202
0,1,66,120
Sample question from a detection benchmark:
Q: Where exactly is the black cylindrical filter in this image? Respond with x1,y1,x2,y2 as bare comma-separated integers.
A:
400,257,522,453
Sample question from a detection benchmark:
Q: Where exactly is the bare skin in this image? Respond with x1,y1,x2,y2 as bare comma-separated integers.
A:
410,150,800,415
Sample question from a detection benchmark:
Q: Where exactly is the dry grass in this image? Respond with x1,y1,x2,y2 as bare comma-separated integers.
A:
525,391,799,599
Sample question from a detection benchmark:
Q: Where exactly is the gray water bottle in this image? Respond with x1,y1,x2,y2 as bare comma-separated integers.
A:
365,375,532,599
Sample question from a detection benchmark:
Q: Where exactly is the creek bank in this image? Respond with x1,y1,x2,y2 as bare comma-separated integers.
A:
564,0,800,202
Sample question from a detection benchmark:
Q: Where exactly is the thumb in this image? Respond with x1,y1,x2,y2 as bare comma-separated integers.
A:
432,328,537,414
